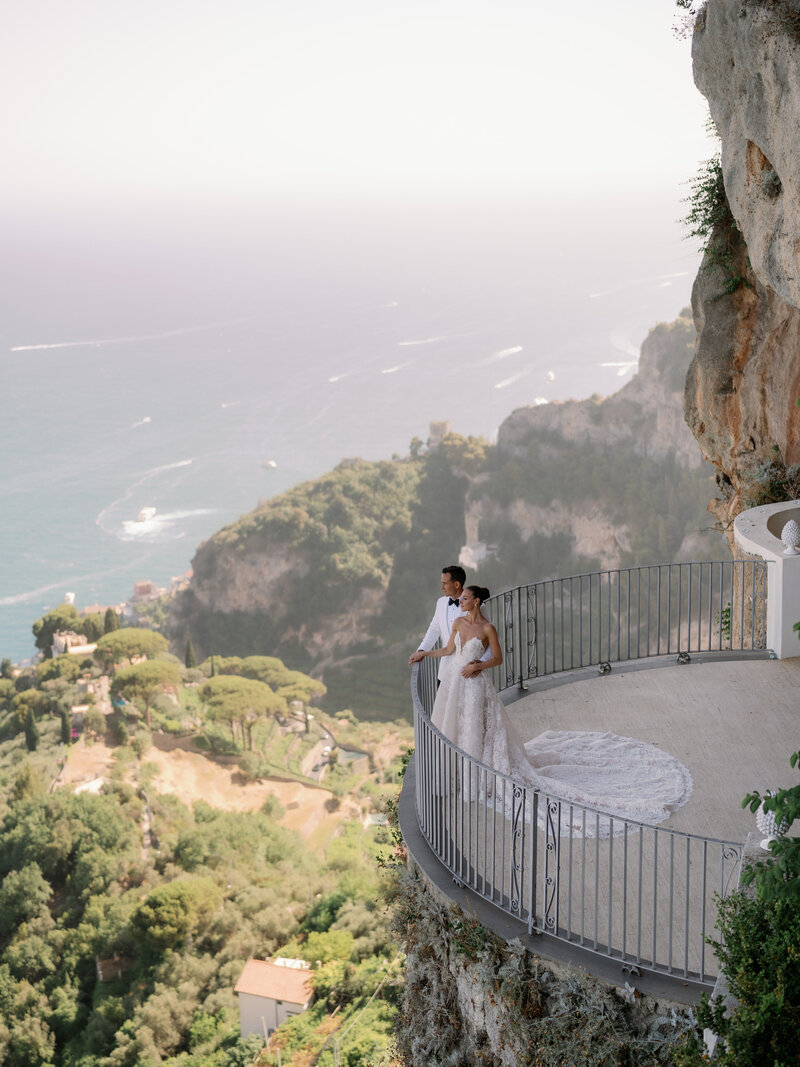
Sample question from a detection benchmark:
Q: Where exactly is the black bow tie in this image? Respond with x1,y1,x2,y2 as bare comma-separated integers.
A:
448,598,460,606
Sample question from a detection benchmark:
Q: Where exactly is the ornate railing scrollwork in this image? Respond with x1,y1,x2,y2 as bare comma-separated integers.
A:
509,784,525,913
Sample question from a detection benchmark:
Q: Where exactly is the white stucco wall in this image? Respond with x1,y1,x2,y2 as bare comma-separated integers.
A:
238,992,304,1038
734,501,800,658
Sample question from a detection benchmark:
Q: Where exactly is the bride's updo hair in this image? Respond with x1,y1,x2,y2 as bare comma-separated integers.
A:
465,585,490,606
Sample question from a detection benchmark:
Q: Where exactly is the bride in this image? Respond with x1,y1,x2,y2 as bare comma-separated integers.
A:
416,585,692,831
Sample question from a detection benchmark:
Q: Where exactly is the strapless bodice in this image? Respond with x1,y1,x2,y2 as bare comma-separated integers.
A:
455,633,485,661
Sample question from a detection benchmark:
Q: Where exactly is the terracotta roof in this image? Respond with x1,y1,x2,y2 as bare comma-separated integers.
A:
234,959,313,1005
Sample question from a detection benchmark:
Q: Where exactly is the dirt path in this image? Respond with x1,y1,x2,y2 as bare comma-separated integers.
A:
60,735,361,838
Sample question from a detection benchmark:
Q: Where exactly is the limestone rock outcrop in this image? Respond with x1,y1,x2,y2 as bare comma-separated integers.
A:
693,1,800,308
686,0,800,532
500,310,703,469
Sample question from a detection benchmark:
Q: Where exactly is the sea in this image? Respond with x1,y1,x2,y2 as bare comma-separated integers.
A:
0,194,701,663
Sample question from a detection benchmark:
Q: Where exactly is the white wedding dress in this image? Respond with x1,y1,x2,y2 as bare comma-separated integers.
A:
431,633,692,834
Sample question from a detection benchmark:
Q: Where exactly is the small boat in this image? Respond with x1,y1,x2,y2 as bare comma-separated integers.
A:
262,459,277,469
136,507,157,522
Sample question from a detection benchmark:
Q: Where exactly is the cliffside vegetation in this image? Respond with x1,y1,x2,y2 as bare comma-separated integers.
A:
682,153,751,298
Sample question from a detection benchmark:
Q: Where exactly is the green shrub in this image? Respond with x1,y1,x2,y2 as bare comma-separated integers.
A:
682,154,751,297
679,892,800,1065
741,452,800,508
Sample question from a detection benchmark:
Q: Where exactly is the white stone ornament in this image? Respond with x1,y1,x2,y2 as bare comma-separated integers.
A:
781,518,800,554
756,791,789,850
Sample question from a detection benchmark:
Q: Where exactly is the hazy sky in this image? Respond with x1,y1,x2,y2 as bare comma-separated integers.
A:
2,1,709,214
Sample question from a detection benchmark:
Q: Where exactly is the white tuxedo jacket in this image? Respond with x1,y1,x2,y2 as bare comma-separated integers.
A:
418,595,493,681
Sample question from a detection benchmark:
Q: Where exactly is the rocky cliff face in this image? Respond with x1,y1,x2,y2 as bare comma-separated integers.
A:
500,311,703,471
686,0,800,532
472,311,715,574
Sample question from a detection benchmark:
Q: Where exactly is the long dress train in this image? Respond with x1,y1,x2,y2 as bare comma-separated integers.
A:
431,633,692,834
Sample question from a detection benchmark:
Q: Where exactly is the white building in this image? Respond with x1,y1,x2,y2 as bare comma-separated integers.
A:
234,957,313,1038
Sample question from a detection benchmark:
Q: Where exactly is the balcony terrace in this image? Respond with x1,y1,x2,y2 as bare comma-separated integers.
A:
399,531,800,1005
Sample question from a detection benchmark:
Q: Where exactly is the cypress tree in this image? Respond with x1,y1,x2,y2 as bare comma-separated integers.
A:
185,639,197,669
104,607,120,634
24,709,39,752
60,707,71,745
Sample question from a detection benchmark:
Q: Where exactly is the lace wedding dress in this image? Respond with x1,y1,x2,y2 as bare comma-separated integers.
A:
431,633,692,833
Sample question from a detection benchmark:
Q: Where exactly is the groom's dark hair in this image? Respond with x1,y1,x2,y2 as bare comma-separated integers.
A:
443,564,466,586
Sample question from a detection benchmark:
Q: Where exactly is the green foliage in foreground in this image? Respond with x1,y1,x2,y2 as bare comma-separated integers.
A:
741,749,800,903
673,891,800,1066
673,752,800,1065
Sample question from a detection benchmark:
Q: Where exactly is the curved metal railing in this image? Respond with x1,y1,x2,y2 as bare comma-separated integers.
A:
410,560,767,989
480,559,767,693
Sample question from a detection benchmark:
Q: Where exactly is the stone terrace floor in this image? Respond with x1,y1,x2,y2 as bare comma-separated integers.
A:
502,653,800,844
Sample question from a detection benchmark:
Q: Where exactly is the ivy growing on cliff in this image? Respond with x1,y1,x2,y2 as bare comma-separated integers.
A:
682,155,751,298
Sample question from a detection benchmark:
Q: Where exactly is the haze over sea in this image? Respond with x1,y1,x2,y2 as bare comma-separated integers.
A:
1,197,700,663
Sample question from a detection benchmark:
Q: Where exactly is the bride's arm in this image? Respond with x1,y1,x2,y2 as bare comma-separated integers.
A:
420,619,461,660
461,624,502,677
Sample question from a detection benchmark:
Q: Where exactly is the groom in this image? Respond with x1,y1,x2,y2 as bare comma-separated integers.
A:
409,564,491,681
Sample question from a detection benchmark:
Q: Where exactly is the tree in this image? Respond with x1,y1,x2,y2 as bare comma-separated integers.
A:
184,639,197,669
276,669,327,705
83,705,106,740
60,708,71,745
103,607,120,634
11,690,50,735
0,678,14,713
130,878,222,950
32,603,81,658
95,628,168,670
214,655,326,703
0,658,12,679
111,660,181,731
0,863,51,935
200,675,287,749
6,1015,55,1066
11,761,43,803
23,709,39,752
80,613,104,643
36,655,81,684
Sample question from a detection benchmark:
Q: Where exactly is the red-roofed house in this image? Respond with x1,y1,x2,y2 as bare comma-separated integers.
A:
234,957,313,1038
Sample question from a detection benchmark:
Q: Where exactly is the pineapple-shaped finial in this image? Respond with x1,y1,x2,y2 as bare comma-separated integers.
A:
781,518,800,555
